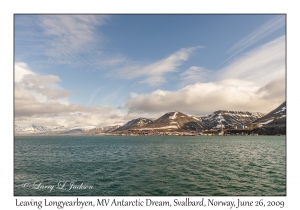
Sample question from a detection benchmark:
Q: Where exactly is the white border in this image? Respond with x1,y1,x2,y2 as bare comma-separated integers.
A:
2,0,299,209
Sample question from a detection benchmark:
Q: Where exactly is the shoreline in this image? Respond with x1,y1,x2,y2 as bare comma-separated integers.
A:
14,134,286,137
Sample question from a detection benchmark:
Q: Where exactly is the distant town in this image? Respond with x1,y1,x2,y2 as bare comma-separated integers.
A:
98,126,260,136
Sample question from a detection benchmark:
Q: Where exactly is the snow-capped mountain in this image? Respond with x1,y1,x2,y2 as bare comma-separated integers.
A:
14,125,96,135
14,124,50,134
47,126,69,134
113,110,266,132
252,101,286,127
114,118,154,131
15,103,286,135
87,125,122,135
200,110,265,128
147,111,206,130
102,125,121,132
114,111,207,131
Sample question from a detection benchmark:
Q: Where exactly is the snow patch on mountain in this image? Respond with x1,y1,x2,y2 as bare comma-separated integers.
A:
200,110,265,128
252,101,286,128
114,118,154,131
169,112,178,119
275,106,286,114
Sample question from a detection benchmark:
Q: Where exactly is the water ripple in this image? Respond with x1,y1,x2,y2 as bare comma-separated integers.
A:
14,135,286,196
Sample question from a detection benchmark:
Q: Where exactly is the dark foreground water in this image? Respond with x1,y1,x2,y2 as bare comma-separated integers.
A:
14,136,286,196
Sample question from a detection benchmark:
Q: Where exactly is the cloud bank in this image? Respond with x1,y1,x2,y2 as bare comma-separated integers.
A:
14,62,126,127
126,36,286,116
126,77,285,116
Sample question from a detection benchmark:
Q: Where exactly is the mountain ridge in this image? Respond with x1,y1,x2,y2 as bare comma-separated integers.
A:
251,101,286,135
15,106,280,135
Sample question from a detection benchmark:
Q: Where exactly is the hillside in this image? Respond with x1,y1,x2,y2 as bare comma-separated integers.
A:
14,125,49,135
87,125,121,135
14,125,96,135
200,110,265,129
251,101,286,135
146,111,206,131
252,101,286,127
110,110,265,133
114,118,153,131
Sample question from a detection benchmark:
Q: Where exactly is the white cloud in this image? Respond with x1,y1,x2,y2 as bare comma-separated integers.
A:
126,36,286,115
216,36,285,86
14,32,286,128
112,46,202,85
256,76,286,101
223,15,285,65
16,68,70,103
126,76,285,115
20,74,70,100
16,15,122,68
14,62,128,128
40,15,108,59
14,62,35,82
14,22,286,127
15,100,126,128
15,84,127,128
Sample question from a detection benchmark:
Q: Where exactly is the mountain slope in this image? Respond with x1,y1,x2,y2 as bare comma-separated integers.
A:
200,110,265,128
86,125,121,135
14,125,50,134
15,105,282,135
14,125,96,135
252,101,286,127
114,118,154,131
126,111,207,131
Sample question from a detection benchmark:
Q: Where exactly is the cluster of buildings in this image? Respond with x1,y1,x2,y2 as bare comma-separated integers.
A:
113,130,196,136
109,124,253,136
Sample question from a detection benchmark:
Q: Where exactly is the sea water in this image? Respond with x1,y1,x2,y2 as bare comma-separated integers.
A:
14,135,286,196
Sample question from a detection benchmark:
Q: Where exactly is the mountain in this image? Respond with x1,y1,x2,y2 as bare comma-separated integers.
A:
114,118,154,131
102,125,122,132
14,125,95,135
58,129,86,135
15,104,285,135
200,110,265,129
148,111,206,131
112,110,265,132
48,126,69,134
252,101,286,127
14,124,50,134
114,111,207,132
250,101,286,135
86,125,121,135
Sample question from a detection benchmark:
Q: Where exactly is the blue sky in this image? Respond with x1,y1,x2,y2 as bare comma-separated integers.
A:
14,14,286,127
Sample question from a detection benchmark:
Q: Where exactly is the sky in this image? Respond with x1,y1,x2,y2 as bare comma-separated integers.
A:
14,14,286,128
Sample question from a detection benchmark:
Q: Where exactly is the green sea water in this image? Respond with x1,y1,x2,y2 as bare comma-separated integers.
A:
14,135,286,196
